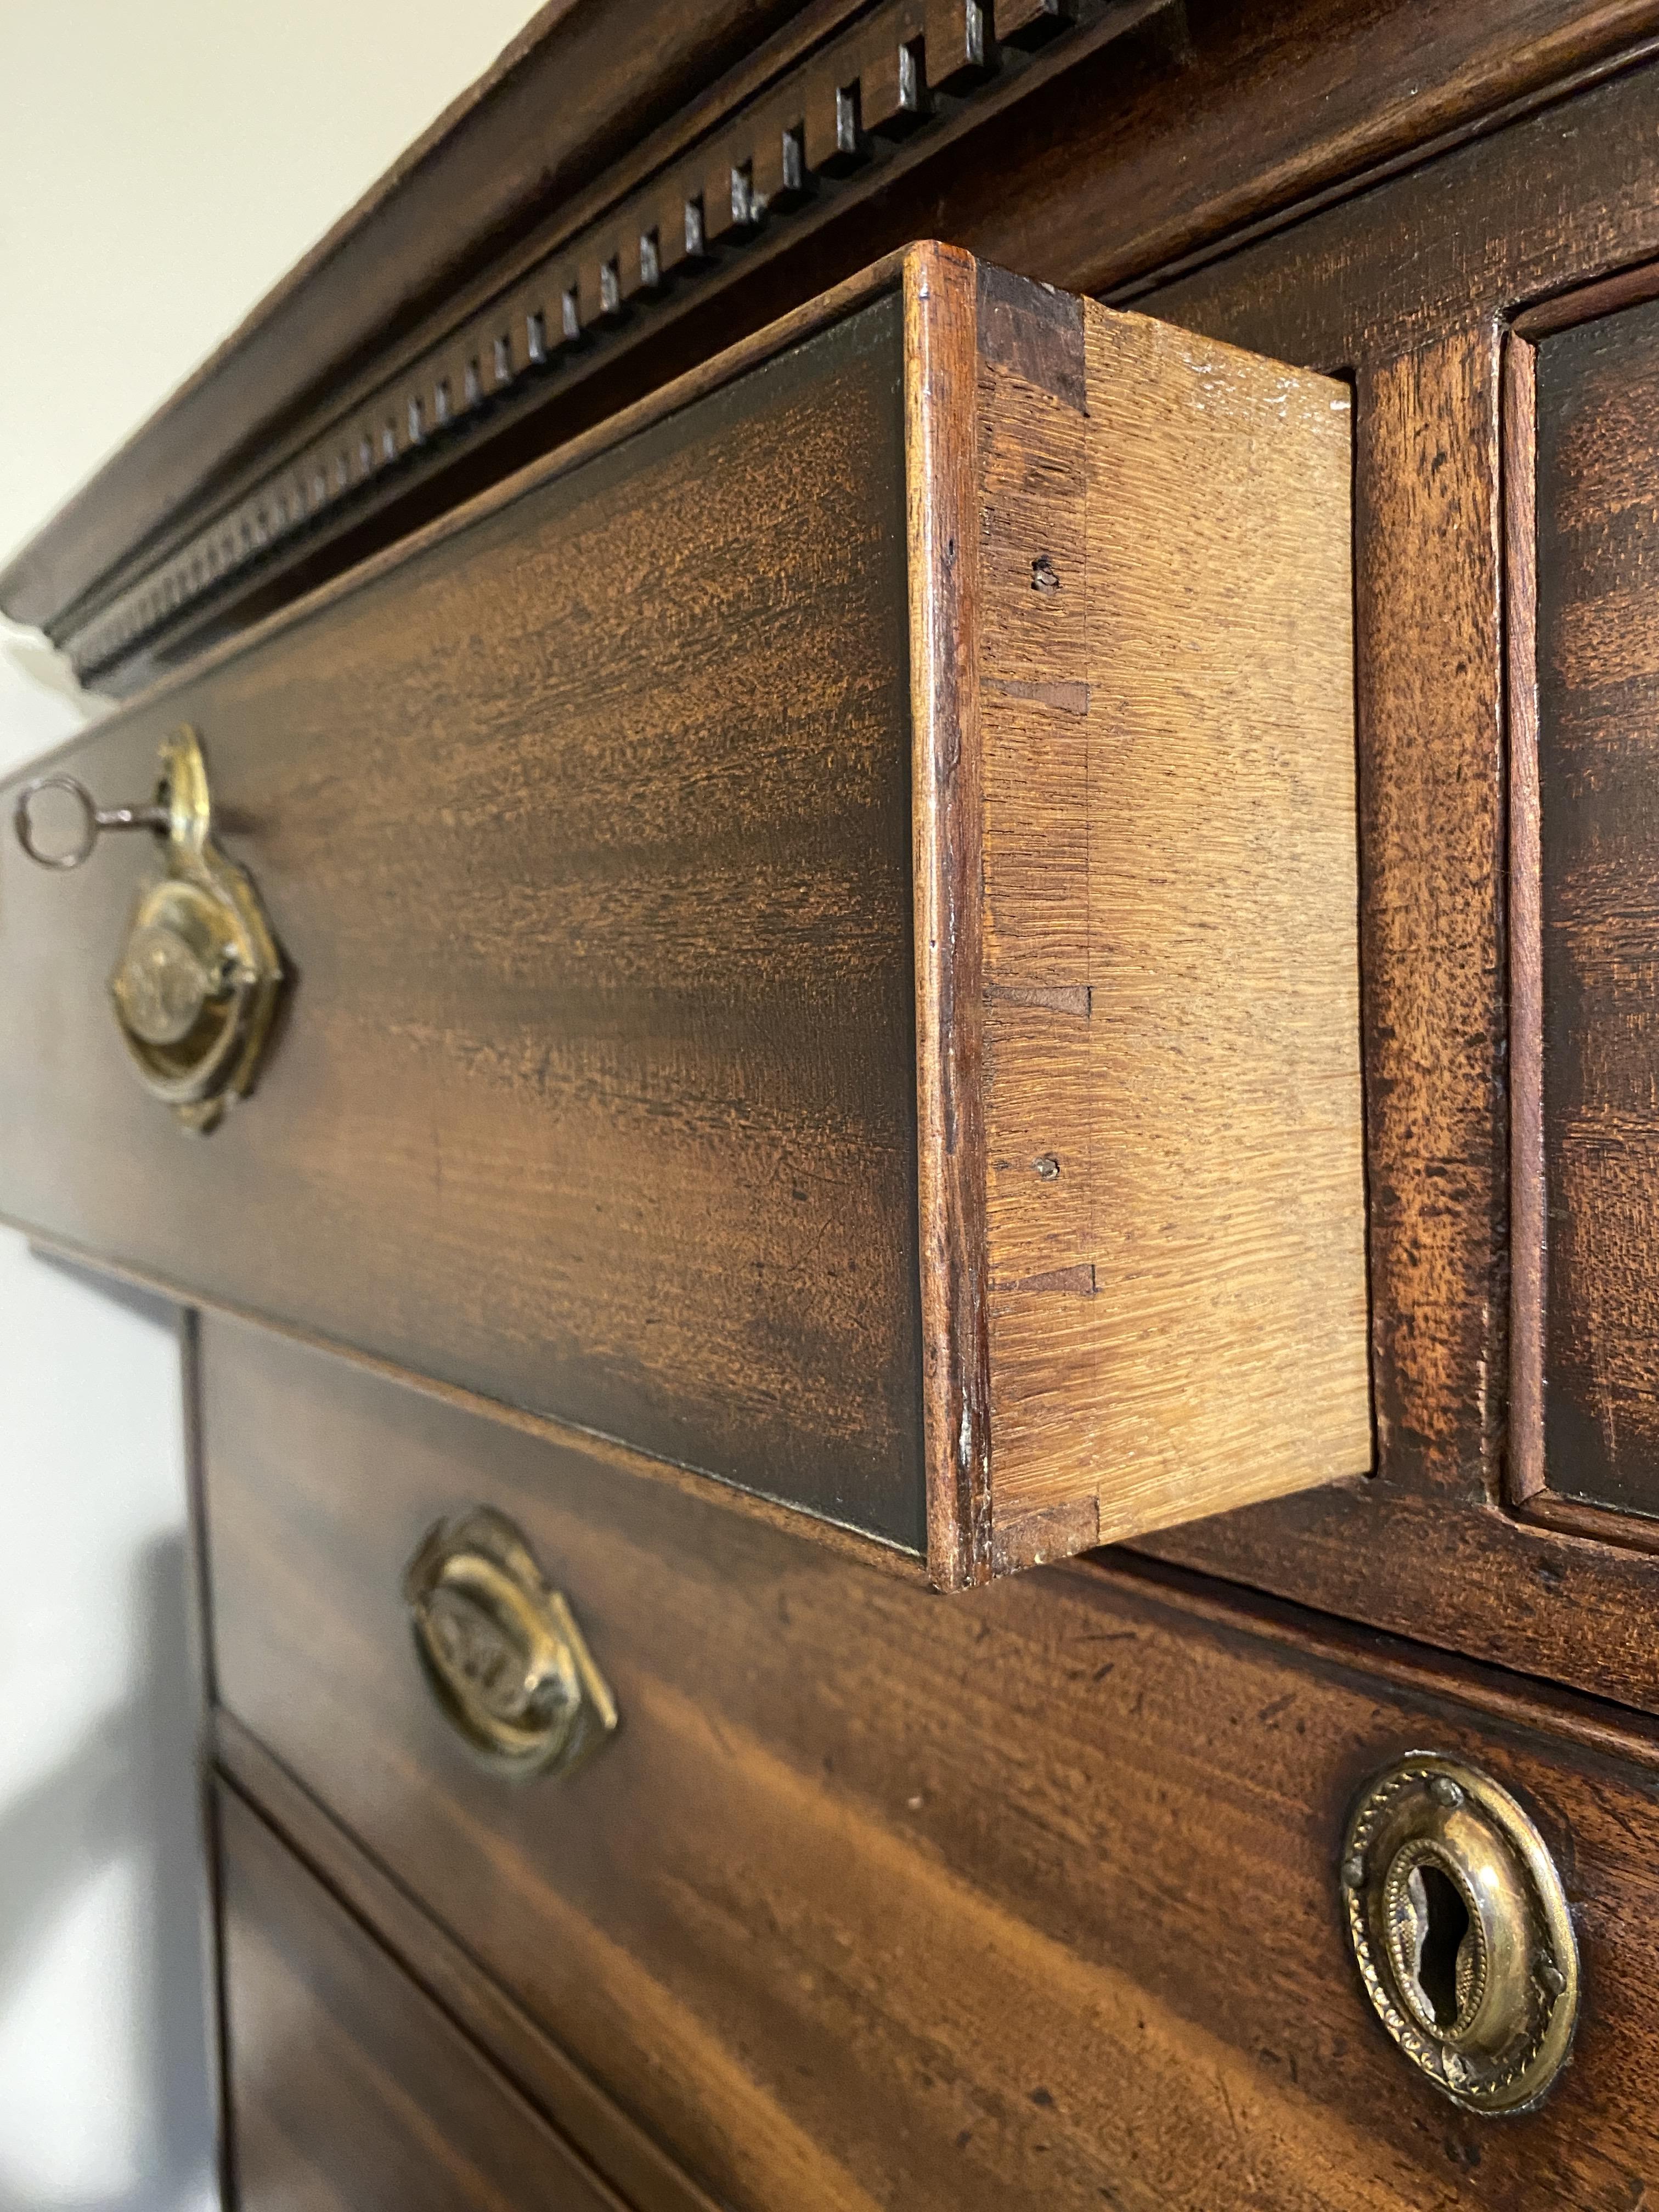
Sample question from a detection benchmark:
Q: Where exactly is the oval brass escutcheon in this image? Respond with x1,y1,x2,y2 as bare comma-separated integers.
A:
105,729,284,1132
13,724,283,1130
1340,1753,1579,2113
402,1507,619,1781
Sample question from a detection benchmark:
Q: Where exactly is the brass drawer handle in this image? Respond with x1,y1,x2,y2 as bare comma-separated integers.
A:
14,726,283,1134
402,1508,619,1780
1340,1754,1579,2113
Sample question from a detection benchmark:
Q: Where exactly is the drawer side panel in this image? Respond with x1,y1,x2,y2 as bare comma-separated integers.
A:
977,294,1371,1563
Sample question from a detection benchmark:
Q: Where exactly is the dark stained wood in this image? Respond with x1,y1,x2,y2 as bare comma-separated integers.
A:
217,1784,631,2210
14,4,1659,695
1110,50,1659,370
201,1312,1659,2212
1355,328,1508,1512
0,284,928,1553
1531,293,1659,1519
216,1714,723,2212
978,0,1659,309
1517,257,1659,341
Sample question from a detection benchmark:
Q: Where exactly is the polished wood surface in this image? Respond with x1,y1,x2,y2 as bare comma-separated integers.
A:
0,285,927,1551
201,1312,1659,2212
217,1783,629,2210
217,1713,723,2212
1529,292,1659,1520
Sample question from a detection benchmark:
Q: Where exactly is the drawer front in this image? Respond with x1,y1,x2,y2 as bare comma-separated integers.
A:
218,1782,628,2210
201,1310,1659,2212
0,285,925,1549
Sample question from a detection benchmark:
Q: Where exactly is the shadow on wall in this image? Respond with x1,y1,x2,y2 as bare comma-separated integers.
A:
0,1532,212,2212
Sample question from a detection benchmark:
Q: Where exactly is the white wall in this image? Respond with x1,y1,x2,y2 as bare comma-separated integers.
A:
0,4,538,2203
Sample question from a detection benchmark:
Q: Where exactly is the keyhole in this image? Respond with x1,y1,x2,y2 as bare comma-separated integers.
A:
1409,1862,1472,2029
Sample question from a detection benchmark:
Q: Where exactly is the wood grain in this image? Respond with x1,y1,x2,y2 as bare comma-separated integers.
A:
217,1713,723,2212
976,295,1369,1566
906,240,992,1593
201,1312,1659,2212
905,258,1368,1584
0,287,926,1553
1533,293,1659,1519
1508,330,1547,1504
1131,228,1616,1696
217,1783,629,2211
1140,329,1511,1619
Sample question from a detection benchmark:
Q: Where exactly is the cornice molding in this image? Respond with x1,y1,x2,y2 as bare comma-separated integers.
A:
12,0,1659,693
43,0,1168,686
0,0,840,640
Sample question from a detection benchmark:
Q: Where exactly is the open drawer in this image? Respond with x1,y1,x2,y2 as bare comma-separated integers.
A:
0,242,1367,1585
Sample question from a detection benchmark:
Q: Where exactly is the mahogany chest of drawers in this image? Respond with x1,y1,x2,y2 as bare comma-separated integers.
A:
12,4,1659,2205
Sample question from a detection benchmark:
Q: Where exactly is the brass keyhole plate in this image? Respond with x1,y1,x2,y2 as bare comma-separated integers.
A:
1340,1753,1579,2114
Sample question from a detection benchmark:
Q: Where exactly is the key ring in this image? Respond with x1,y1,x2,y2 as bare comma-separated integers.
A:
13,773,170,870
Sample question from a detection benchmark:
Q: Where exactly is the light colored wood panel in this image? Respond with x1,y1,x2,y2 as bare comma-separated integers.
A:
975,278,1094,1319
978,298,1371,1550
984,995,1093,1279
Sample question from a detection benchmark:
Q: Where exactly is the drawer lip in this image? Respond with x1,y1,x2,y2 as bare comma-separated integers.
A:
216,1739,719,2212
216,1780,647,2212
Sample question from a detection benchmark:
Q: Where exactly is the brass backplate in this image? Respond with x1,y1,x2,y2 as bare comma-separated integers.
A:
1340,1752,1579,2114
402,1506,619,1781
110,726,283,1132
